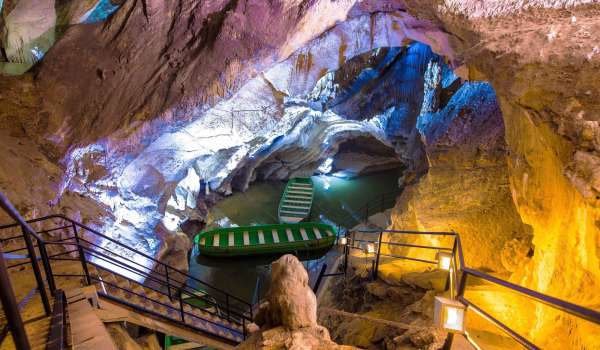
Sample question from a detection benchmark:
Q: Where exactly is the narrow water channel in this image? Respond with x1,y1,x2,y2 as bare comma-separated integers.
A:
187,168,403,302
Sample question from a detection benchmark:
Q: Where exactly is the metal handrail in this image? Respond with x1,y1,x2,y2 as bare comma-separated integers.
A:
356,229,600,349
57,214,252,307
0,193,254,346
311,190,401,228
78,246,250,322
0,214,252,309
45,289,67,350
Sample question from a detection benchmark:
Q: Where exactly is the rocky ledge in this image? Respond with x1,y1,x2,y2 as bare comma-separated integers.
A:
237,254,358,350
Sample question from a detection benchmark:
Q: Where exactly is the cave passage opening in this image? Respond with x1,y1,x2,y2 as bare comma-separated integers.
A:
183,42,473,301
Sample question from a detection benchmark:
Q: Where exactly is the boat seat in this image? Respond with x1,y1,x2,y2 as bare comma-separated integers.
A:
213,234,220,247
287,194,312,199
313,227,322,239
228,232,235,247
258,230,265,244
243,231,250,246
286,228,294,242
280,216,302,223
289,186,312,191
281,203,310,210
284,199,311,204
272,229,280,243
287,189,312,195
280,209,306,216
300,228,309,240
290,183,312,188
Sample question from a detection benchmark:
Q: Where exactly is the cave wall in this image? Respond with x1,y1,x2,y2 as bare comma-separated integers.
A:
0,2,599,347
392,1,600,348
387,78,532,274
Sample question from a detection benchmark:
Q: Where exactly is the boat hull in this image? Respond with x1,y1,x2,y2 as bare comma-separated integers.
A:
194,222,336,258
278,177,314,224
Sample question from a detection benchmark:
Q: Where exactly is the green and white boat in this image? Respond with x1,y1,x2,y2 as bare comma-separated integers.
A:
194,222,336,258
278,177,314,224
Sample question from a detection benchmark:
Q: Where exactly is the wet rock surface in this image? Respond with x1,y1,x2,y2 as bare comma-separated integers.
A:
238,254,357,350
1,1,600,348
318,268,446,350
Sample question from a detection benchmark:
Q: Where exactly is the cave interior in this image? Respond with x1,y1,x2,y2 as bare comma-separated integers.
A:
0,1,599,350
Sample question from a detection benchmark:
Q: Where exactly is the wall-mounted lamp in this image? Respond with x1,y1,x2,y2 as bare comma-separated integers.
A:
436,251,453,271
365,242,376,254
434,296,466,333
339,237,348,245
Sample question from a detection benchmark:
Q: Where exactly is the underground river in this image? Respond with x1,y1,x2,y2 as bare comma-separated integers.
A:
187,168,403,302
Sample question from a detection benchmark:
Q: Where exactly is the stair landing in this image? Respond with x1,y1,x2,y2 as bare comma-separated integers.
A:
65,287,117,350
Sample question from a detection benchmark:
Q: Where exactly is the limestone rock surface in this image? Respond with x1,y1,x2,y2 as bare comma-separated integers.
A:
238,254,357,350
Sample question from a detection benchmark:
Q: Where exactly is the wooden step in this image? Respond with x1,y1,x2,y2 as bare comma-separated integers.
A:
89,266,244,343
65,288,118,350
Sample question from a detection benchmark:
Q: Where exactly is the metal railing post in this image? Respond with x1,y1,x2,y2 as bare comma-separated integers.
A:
243,317,246,339
0,247,31,350
178,288,185,322
374,230,383,279
343,243,349,277
20,225,51,315
71,224,91,285
37,239,56,294
165,266,172,300
226,294,231,322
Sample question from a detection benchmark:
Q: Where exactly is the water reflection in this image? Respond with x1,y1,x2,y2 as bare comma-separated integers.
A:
188,168,403,301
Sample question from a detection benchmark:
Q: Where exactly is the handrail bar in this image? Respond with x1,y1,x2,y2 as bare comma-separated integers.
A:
78,237,251,316
82,246,251,320
461,267,600,325
57,214,252,307
97,290,241,345
355,227,600,349
0,194,44,242
459,296,539,350
0,213,252,308
351,238,453,251
356,228,457,236
87,271,244,332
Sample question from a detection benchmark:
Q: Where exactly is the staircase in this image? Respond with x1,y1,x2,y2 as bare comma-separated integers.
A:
2,191,600,350
87,264,244,342
0,192,253,350
0,290,54,350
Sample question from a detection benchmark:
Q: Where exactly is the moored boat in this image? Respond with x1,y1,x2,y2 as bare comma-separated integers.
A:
278,177,314,224
194,222,336,257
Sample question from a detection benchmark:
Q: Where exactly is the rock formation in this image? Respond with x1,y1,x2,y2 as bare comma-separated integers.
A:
238,254,357,350
1,1,600,348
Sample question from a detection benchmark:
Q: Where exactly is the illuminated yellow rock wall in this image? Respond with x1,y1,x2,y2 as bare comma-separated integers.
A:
394,2,600,348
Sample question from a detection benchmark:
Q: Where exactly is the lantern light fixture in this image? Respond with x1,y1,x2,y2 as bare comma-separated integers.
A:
434,296,466,333
437,251,453,271
366,242,376,254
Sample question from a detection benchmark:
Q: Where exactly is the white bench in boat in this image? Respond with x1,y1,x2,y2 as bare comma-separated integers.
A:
313,227,322,239
280,216,302,223
300,228,309,240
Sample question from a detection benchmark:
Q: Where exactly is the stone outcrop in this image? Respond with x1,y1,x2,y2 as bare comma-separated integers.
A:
238,254,357,350
1,1,600,348
386,81,533,274
318,268,446,350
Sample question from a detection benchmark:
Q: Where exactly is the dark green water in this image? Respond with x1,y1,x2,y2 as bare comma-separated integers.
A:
188,168,403,301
